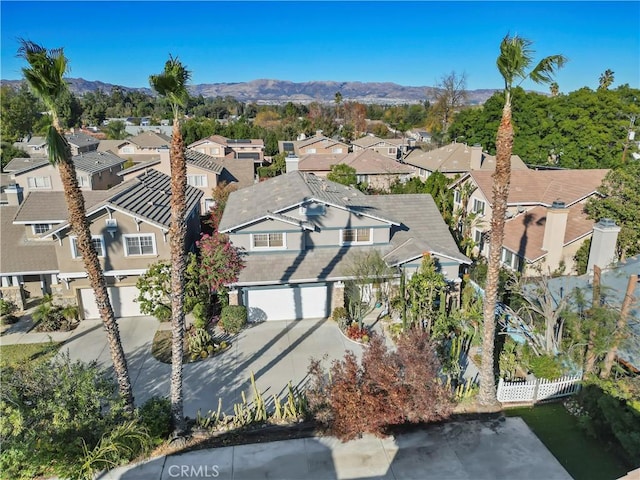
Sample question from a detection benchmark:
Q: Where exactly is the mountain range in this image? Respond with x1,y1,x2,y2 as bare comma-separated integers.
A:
1,77,499,105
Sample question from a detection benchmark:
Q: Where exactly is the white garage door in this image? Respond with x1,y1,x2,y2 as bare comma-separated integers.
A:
80,286,143,319
245,284,329,322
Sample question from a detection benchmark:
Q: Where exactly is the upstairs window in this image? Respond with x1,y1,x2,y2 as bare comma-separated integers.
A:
306,148,316,154
473,199,486,215
332,147,343,154
388,147,397,155
71,235,105,258
454,190,461,205
32,224,51,235
252,233,285,249
187,175,207,187
124,234,156,256
341,228,371,245
27,176,51,189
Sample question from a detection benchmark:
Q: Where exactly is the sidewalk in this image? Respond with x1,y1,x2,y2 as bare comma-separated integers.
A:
97,417,572,480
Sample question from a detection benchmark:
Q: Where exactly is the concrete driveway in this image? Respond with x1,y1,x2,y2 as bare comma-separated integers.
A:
58,317,364,418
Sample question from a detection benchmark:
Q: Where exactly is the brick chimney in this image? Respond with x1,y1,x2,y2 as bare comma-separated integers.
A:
470,144,483,170
587,218,621,274
542,200,569,272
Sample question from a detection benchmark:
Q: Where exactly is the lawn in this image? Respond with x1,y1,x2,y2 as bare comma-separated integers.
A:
506,402,630,480
0,342,60,368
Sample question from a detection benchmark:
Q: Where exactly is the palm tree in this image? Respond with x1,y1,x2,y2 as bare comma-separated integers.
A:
18,41,134,411
598,69,615,90
549,82,559,97
149,56,191,433
478,35,566,408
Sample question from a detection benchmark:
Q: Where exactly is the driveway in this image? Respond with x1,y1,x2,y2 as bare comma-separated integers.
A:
58,317,364,418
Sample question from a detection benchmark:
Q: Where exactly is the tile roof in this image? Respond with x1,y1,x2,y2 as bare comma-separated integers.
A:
298,150,413,175
128,131,171,149
4,156,49,174
216,158,256,189
98,139,128,153
470,169,609,206
65,132,100,148
189,135,264,148
14,170,202,230
73,151,125,174
404,142,528,173
351,136,404,148
186,150,224,174
0,205,58,275
502,203,594,262
297,154,348,171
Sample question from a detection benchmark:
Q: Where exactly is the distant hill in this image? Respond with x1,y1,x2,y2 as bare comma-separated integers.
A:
1,77,498,105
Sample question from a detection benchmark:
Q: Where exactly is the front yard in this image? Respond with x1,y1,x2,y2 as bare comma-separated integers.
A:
506,403,630,480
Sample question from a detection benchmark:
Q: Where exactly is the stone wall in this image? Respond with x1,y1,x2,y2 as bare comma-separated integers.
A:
0,287,25,312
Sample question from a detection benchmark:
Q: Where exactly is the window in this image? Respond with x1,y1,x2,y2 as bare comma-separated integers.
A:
388,147,397,155
121,146,134,154
209,147,219,155
27,176,51,189
501,247,521,271
474,229,483,245
252,233,285,249
187,175,207,187
71,236,105,258
332,147,343,154
299,203,326,216
124,234,156,256
473,199,485,215
341,228,371,244
32,224,51,235
306,148,316,154
454,190,461,205
77,175,90,187
204,198,216,211
356,174,369,184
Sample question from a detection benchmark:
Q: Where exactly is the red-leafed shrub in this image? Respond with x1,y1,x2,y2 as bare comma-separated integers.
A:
344,324,369,342
307,327,453,441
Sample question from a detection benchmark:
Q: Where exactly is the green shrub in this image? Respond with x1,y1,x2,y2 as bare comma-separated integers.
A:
0,299,17,316
527,354,563,379
192,302,209,329
331,306,348,322
138,397,171,446
220,305,247,334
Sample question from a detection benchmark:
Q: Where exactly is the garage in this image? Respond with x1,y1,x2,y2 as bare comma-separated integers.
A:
80,286,143,319
244,284,329,322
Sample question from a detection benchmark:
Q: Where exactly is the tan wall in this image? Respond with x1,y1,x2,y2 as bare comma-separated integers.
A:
89,168,123,190
14,164,122,195
523,234,590,277
187,165,219,212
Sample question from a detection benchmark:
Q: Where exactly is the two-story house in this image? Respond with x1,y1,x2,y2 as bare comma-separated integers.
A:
286,149,413,191
451,168,610,276
218,171,470,322
350,135,407,159
66,131,100,155
189,135,265,165
99,131,171,163
4,150,126,196
278,133,350,157
404,142,528,180
1,170,203,318
12,136,48,156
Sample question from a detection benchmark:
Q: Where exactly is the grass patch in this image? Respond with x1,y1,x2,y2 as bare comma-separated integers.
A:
506,402,630,480
0,342,60,368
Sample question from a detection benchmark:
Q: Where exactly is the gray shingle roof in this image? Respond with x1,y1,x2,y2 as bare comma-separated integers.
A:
66,132,100,148
0,205,58,275
128,131,171,148
3,157,49,174
73,151,125,174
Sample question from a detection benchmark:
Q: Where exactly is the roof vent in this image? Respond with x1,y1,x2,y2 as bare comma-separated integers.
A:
551,200,565,209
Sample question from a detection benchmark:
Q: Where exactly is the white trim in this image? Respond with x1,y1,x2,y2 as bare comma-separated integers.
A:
123,233,157,256
31,223,52,235
57,269,147,281
340,227,373,246
0,270,59,276
70,235,105,259
14,219,65,225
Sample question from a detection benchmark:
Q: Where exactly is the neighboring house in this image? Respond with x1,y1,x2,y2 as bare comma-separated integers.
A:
124,125,174,136
5,150,126,196
12,136,47,156
287,149,413,191
409,130,432,143
350,135,407,159
451,169,610,276
101,131,171,163
218,171,470,322
404,142,528,180
119,150,256,212
546,253,640,373
278,134,350,157
66,131,100,155
1,170,203,318
189,135,265,164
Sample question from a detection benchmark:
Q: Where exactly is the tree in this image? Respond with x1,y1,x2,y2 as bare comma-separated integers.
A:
327,163,357,186
18,40,134,411
431,71,468,141
479,35,566,408
135,262,173,321
196,233,245,293
584,162,640,259
1,143,29,171
0,84,41,142
149,55,191,433
404,254,448,335
104,120,128,140
549,82,559,97
598,69,615,90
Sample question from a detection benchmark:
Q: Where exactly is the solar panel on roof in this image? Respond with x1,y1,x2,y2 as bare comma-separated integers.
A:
229,139,251,144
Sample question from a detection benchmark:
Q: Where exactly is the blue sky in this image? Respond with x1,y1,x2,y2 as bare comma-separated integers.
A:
1,1,639,93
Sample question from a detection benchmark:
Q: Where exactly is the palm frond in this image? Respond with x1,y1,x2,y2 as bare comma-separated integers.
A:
149,55,191,115
45,125,70,166
530,55,569,85
497,34,534,89
17,39,69,112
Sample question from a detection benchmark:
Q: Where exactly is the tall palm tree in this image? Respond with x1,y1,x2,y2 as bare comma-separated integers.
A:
18,40,134,410
479,35,566,408
549,82,559,97
598,69,615,90
149,56,191,433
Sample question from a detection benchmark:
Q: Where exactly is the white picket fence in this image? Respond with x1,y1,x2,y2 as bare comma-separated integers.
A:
497,374,582,404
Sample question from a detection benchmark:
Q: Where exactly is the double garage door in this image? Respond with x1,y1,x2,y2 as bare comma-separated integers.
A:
245,284,329,322
79,286,143,319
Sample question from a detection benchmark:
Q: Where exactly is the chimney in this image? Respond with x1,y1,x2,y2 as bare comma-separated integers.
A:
542,200,569,272
5,184,24,206
285,154,299,173
470,144,483,170
586,218,621,274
